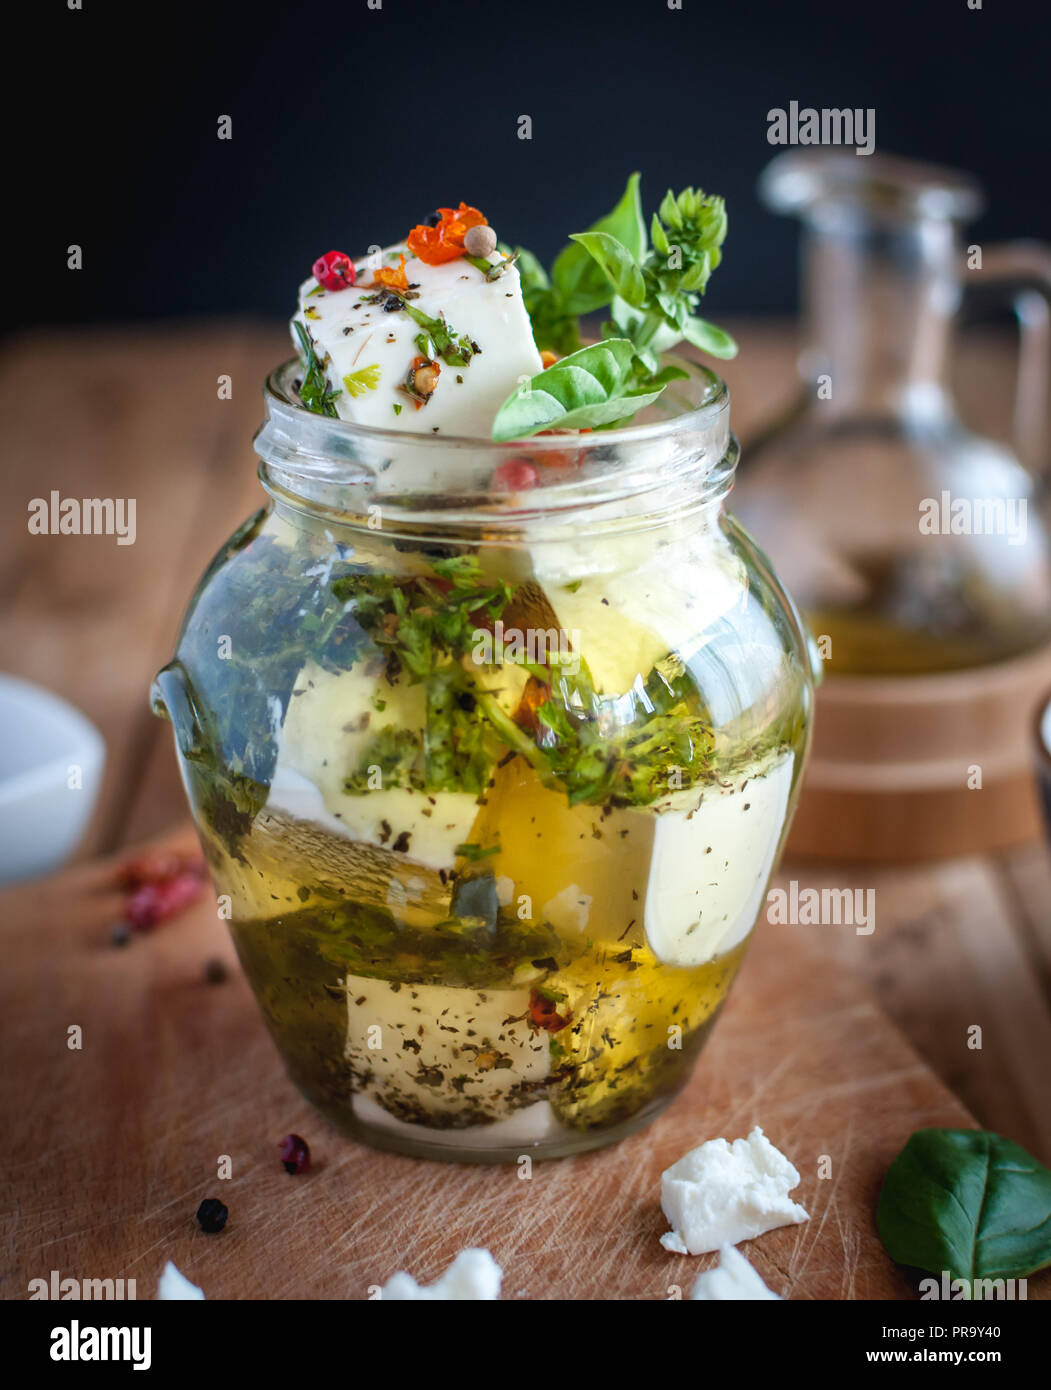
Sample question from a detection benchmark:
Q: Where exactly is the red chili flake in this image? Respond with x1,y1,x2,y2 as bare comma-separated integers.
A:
116,848,204,890
371,253,409,292
491,459,538,492
278,1133,311,1175
529,988,571,1032
407,203,487,265
124,870,206,931
312,250,356,291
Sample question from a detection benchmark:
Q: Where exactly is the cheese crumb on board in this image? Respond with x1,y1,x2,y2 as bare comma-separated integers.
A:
156,1261,205,1301
689,1245,781,1300
378,1248,503,1301
660,1125,809,1255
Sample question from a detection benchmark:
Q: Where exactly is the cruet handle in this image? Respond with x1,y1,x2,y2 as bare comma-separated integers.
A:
963,241,1051,480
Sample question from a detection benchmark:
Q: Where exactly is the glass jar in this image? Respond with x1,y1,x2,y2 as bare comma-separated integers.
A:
152,357,813,1162
735,151,1051,676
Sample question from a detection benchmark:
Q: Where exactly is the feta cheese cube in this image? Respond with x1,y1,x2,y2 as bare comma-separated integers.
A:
642,753,794,967
345,974,551,1125
293,243,541,437
660,1125,809,1255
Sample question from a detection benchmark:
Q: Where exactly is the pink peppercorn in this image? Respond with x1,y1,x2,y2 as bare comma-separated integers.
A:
491,459,538,492
312,250,355,291
279,1133,310,1175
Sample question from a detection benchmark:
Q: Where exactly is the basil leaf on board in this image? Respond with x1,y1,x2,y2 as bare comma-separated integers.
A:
491,339,664,440
877,1128,1051,1286
568,232,646,309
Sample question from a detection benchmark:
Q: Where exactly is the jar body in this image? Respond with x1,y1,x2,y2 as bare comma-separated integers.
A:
155,435,811,1160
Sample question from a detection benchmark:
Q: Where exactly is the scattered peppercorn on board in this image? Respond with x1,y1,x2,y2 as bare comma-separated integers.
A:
2,323,1050,1300
2,824,1034,1303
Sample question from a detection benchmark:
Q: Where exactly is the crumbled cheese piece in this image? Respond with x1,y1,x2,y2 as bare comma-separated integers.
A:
542,883,592,933
156,1261,205,1300
660,1125,809,1255
378,1248,503,1300
689,1245,781,1300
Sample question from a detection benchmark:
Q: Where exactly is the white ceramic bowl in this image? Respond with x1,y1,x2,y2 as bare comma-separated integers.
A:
0,674,106,883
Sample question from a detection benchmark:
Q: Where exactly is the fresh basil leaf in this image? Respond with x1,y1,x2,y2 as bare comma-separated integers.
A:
550,241,613,317
593,171,646,261
681,315,738,358
568,232,646,309
645,363,691,388
650,211,670,257
551,173,647,316
514,246,551,294
491,339,666,440
877,1128,1051,1286
678,253,712,293
658,187,681,230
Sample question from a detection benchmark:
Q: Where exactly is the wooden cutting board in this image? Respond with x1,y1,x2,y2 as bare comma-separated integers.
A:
7,828,1035,1303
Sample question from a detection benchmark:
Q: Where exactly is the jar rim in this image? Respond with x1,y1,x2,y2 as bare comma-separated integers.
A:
260,351,729,454
253,353,737,533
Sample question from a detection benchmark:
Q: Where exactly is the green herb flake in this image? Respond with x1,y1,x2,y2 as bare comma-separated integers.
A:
342,363,382,397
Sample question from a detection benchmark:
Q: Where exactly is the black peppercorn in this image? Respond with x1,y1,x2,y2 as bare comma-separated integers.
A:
196,1198,228,1234
203,957,228,985
423,210,442,227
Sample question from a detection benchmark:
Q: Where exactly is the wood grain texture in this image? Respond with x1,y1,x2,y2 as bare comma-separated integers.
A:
0,322,287,855
772,856,1051,1166
4,829,1036,1303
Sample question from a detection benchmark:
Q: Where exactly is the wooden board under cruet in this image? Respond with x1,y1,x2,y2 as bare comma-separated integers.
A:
789,642,1051,862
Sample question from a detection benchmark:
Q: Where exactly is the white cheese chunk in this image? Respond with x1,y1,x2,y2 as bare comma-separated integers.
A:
643,753,794,967
345,974,551,1125
156,1261,205,1301
689,1245,781,1300
269,659,481,873
293,243,541,437
660,1125,809,1255
378,1248,503,1301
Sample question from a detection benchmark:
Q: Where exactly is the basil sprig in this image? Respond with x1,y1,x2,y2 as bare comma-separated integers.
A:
495,175,737,439
491,339,675,441
877,1128,1051,1290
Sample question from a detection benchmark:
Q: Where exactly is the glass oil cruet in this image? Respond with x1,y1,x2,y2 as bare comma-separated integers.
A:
733,151,1051,676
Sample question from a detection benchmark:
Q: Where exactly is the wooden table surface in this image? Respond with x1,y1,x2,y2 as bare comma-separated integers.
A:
2,320,1050,1299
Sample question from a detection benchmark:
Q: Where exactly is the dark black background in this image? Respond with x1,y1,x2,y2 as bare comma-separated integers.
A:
13,0,1050,331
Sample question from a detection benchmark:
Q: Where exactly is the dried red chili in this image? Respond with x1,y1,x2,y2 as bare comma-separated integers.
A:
407,203,488,266
529,988,572,1033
